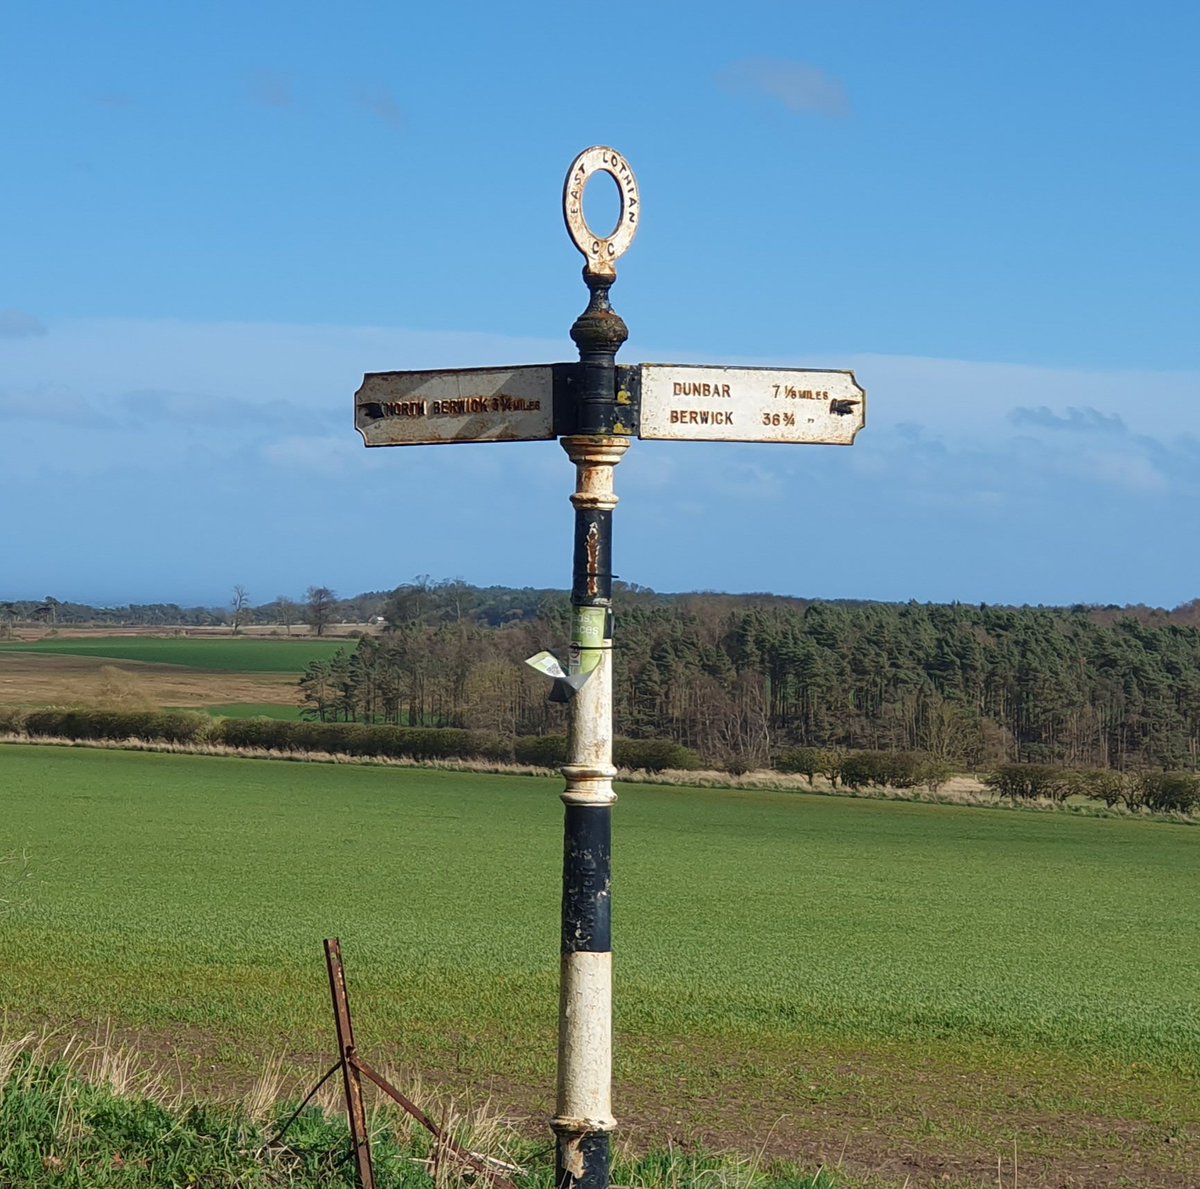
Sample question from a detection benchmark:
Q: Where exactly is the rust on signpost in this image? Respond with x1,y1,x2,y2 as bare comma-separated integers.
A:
325,938,376,1189
349,143,867,1189
553,146,640,1189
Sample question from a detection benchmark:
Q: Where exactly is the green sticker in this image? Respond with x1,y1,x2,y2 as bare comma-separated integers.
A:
570,606,608,674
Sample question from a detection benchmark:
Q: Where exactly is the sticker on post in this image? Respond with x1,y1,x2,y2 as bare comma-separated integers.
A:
568,606,609,677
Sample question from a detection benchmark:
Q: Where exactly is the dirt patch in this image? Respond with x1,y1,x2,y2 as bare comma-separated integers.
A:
8,1017,1193,1188
0,654,298,710
3,626,370,641
601,1033,1198,1188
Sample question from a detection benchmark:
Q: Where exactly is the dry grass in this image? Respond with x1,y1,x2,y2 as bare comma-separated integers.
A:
0,1022,541,1189
0,1029,40,1098
0,653,297,710
421,1091,528,1189
0,1025,183,1113
244,1052,289,1125
0,1021,537,1189
622,767,992,802
2,625,371,642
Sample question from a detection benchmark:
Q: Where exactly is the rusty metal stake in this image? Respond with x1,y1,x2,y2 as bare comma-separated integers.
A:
325,937,376,1189
322,939,519,1189
353,1055,519,1189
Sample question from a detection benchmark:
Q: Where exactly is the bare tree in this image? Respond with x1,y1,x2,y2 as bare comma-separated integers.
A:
33,596,60,626
276,595,300,636
305,586,337,637
713,672,772,774
231,585,251,636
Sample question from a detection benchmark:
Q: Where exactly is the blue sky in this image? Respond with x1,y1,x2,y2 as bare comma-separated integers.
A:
3,1,1198,609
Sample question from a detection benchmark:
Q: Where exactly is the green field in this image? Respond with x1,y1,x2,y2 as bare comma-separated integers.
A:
0,637,348,672
197,702,306,719
1,744,1197,1184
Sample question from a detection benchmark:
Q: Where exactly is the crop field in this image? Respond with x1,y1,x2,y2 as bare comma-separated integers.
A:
197,701,306,719
0,636,348,672
0,634,342,715
0,744,1197,1187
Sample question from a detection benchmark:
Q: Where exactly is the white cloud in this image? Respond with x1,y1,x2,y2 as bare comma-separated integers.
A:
358,88,405,130
117,389,303,430
0,309,46,338
5,315,1200,606
1010,406,1126,434
714,458,785,500
1069,450,1167,493
716,58,850,118
262,434,383,475
247,70,292,109
0,385,104,423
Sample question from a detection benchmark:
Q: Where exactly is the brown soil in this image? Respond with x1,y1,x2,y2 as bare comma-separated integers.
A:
0,653,297,709
19,1018,1195,1189
4,625,368,641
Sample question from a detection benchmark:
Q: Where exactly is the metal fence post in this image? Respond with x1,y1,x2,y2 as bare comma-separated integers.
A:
325,938,376,1189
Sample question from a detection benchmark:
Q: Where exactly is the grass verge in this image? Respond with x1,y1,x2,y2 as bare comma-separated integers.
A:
0,1031,839,1188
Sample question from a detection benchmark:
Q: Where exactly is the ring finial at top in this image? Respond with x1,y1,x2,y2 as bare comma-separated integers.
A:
563,146,639,279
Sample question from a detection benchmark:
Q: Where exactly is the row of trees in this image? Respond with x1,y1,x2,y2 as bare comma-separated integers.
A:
982,764,1199,812
8,576,1200,772
776,749,1198,812
0,597,227,630
292,585,1200,772
0,578,552,634
9,581,1200,636
0,587,350,635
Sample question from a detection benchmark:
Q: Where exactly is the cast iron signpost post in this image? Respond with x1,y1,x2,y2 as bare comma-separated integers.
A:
353,146,866,1189
550,145,637,1189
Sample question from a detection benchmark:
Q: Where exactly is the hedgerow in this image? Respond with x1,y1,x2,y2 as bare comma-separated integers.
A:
22,708,211,745
513,735,701,772
214,718,512,763
4,708,702,772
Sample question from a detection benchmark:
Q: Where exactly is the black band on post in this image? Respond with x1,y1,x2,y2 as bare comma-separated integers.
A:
556,1131,611,1189
572,508,614,604
561,802,612,953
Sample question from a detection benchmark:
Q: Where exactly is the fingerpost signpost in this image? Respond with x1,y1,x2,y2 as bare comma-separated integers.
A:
354,146,866,1189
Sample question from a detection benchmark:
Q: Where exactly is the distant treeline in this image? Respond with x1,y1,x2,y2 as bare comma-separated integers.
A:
6,578,1200,772
0,581,560,630
291,580,1200,772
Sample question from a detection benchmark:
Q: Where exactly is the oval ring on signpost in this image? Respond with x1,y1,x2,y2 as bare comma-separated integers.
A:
563,146,639,276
